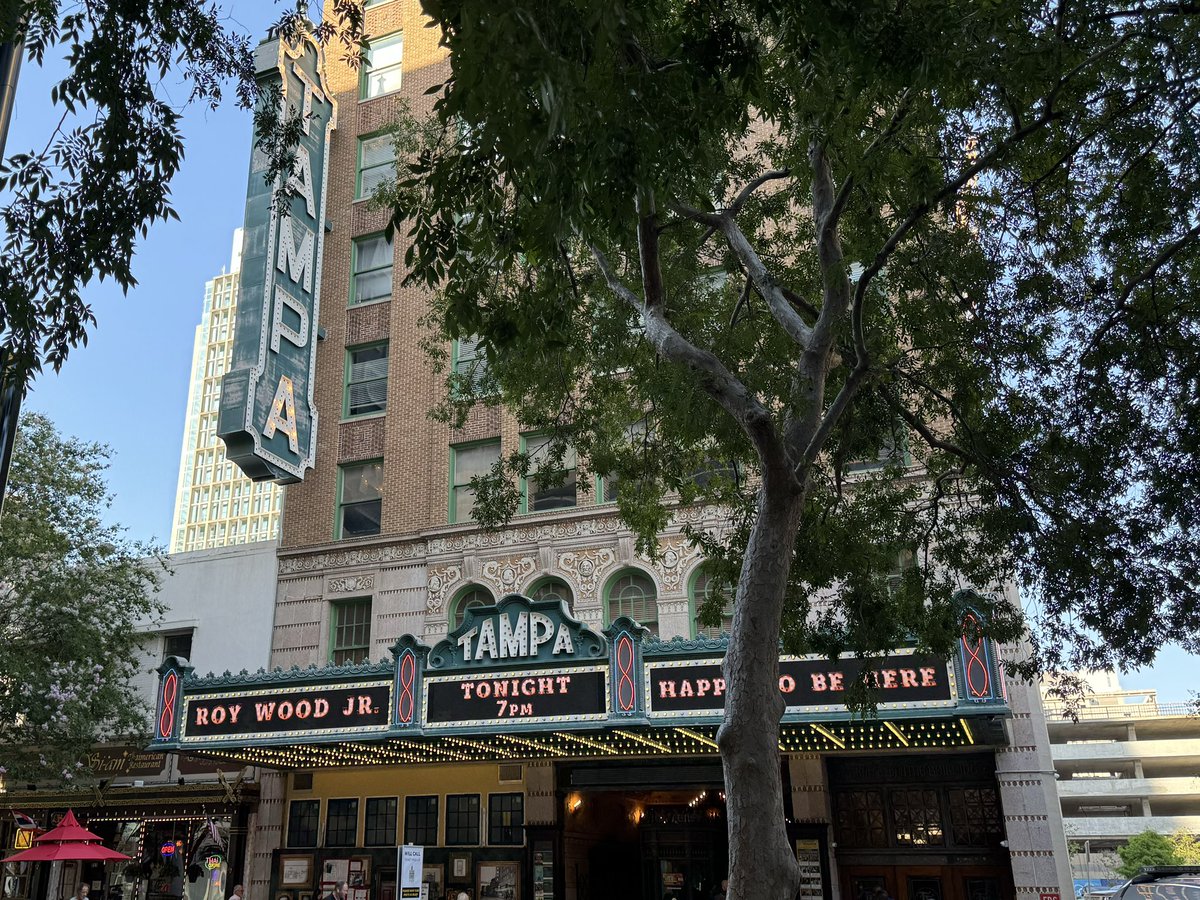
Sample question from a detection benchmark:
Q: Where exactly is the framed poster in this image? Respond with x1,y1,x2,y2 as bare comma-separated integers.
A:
423,865,445,897
281,856,315,889
448,853,472,885
477,862,519,900
350,857,372,888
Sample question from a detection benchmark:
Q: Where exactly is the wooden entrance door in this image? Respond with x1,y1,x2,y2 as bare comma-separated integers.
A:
840,865,1009,900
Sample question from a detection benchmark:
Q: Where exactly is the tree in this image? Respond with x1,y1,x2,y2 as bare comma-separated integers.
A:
1116,831,1181,877
383,2,1200,899
0,412,166,782
0,0,364,379
1168,830,1200,865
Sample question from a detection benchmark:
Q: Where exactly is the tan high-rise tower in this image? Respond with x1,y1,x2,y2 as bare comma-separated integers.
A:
170,229,282,552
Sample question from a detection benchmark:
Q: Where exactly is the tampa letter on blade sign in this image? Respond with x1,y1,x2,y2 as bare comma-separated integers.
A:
217,30,336,483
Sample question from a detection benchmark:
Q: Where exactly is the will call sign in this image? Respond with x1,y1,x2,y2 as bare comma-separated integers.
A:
183,684,391,739
647,653,952,715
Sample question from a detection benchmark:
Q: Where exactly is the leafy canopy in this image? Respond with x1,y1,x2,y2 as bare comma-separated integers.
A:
0,0,365,379
1115,830,1186,878
0,412,165,782
385,0,1200,677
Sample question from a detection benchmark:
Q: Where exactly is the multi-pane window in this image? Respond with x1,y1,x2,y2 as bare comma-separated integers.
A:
488,793,524,845
450,441,500,524
338,461,383,538
600,420,647,503
529,578,573,612
947,788,1003,847
325,798,360,847
345,343,389,417
453,587,493,629
286,799,320,848
360,32,404,99
404,796,439,846
832,790,888,849
445,794,480,846
452,336,490,396
692,569,734,638
522,435,577,512
891,789,945,846
364,797,398,846
357,134,395,199
330,599,371,666
606,571,658,635
162,630,193,662
351,234,393,305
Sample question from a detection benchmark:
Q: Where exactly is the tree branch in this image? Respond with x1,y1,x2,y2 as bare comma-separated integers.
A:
671,200,815,348
587,240,791,475
1084,220,1200,355
726,168,791,217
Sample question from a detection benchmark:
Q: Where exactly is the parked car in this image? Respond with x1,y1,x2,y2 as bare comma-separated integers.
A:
1112,867,1200,900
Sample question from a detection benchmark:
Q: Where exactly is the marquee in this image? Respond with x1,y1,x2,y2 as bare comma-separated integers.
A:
150,595,1009,765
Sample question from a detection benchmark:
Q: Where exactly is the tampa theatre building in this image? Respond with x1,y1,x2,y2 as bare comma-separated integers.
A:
196,4,1073,900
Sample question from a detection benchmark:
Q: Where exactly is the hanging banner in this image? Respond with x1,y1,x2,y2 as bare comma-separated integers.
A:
218,30,336,482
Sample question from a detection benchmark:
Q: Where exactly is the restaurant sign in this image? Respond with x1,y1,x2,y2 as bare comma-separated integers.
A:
218,30,336,483
151,596,1006,748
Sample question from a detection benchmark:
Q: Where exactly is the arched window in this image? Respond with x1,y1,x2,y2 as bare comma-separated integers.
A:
606,570,658,635
452,585,494,629
692,567,734,638
528,577,574,613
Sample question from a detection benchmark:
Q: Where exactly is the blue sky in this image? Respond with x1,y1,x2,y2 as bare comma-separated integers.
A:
7,3,1197,702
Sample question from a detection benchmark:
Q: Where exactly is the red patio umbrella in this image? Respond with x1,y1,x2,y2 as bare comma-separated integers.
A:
1,810,131,862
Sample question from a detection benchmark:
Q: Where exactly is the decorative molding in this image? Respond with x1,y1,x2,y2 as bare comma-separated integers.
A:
644,633,730,655
184,659,394,687
645,536,704,591
658,600,691,615
558,547,617,596
426,565,463,613
327,573,375,594
279,542,426,574
480,555,537,594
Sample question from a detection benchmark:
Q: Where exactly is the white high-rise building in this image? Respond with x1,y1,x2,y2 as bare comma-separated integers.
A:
170,229,281,553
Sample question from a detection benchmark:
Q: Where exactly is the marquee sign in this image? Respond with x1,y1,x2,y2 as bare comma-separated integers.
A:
180,681,391,742
218,30,336,483
151,595,1007,750
646,651,954,719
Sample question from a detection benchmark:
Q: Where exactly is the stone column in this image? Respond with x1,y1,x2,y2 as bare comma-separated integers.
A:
996,677,1073,900
788,754,838,900
247,769,286,900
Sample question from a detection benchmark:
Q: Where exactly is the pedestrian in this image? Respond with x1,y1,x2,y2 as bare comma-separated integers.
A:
712,880,728,900
73,885,90,900
231,885,245,900
324,881,348,900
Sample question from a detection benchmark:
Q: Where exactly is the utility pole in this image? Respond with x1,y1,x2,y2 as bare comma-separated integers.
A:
0,13,23,517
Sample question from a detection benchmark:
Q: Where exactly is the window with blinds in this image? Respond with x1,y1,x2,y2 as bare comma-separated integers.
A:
345,343,388,417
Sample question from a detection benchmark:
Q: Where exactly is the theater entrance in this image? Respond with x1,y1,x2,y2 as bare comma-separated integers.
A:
559,762,728,900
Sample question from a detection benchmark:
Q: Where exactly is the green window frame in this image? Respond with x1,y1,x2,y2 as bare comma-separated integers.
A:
597,420,647,504
337,460,384,538
451,336,490,397
605,569,658,635
357,133,395,200
451,585,494,629
363,0,396,7
330,598,371,666
360,31,404,100
350,233,394,305
344,342,389,418
691,567,733,638
449,440,500,524
528,576,573,612
520,434,577,513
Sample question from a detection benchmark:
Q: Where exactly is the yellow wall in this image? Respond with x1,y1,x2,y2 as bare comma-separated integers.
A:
286,763,526,848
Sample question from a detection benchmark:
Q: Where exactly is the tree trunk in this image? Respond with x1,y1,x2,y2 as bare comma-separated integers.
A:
720,476,805,900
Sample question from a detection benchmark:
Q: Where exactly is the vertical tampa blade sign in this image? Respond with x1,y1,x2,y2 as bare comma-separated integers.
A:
218,31,335,482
